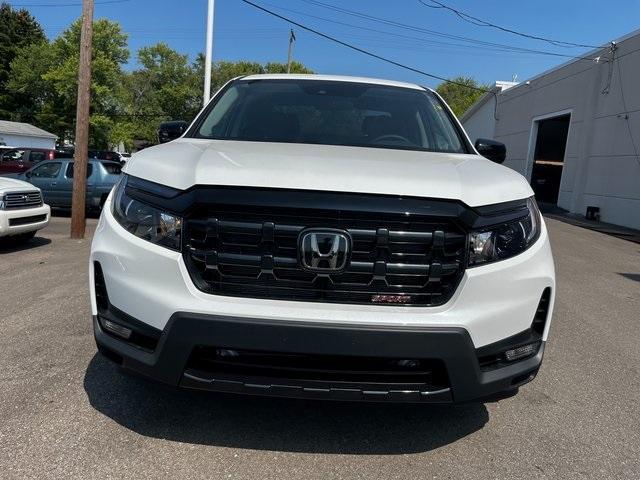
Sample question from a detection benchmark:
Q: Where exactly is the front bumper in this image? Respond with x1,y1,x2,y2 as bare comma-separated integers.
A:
0,204,50,237
94,308,545,403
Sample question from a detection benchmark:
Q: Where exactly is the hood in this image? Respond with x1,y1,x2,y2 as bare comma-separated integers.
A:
0,176,39,193
125,139,533,207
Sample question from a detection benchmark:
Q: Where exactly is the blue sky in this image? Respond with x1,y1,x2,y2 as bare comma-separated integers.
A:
9,0,640,88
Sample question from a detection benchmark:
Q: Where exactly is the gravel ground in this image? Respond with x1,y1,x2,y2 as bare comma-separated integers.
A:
0,216,638,480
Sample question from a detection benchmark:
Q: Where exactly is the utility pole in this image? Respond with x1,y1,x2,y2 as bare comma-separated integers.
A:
203,0,215,105
286,29,296,74
70,0,94,239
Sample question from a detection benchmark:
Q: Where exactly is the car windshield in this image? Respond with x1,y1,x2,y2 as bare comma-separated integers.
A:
193,79,468,153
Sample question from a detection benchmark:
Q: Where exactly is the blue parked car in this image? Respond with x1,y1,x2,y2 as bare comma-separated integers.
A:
15,159,122,210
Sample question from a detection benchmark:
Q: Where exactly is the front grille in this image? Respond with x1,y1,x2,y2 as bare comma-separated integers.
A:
183,196,467,306
3,191,43,210
186,346,450,389
9,214,47,226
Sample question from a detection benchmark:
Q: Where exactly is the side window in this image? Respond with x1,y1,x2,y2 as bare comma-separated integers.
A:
31,162,62,178
66,163,93,179
101,162,121,175
1,149,24,162
29,151,47,163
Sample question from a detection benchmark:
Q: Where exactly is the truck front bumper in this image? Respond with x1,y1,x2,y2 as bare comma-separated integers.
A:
0,204,50,237
94,306,545,403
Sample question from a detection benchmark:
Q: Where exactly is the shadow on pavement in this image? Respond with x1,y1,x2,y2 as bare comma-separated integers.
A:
84,353,488,454
51,208,101,219
0,236,51,254
619,272,640,283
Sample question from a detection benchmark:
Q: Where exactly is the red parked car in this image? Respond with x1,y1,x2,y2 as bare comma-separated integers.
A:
0,147,74,175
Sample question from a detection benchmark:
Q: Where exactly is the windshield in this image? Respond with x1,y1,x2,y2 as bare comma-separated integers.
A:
193,79,468,153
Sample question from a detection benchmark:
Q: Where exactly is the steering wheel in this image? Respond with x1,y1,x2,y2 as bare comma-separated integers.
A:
371,134,412,145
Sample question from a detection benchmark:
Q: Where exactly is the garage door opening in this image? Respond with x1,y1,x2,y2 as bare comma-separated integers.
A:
530,114,570,205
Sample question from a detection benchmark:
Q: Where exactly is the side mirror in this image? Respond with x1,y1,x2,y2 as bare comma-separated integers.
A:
25,171,32,178
474,138,506,164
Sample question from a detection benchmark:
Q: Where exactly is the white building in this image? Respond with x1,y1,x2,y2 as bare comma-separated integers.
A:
0,120,57,149
460,80,518,141
461,30,640,230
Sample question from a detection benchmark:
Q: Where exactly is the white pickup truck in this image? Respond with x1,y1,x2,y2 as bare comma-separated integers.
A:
90,74,555,403
0,177,50,244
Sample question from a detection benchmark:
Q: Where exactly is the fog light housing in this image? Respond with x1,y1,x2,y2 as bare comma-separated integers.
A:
100,317,133,340
504,342,540,362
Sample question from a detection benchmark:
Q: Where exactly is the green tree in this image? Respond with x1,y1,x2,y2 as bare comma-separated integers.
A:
117,43,203,145
196,57,315,98
0,3,46,119
43,18,129,147
264,61,313,74
207,59,265,92
134,43,200,118
5,10,316,150
5,41,55,125
436,76,488,118
7,18,129,147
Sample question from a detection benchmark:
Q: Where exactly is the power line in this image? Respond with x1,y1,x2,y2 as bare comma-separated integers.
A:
418,0,599,49
297,0,598,62
242,0,490,94
242,0,507,122
265,1,598,61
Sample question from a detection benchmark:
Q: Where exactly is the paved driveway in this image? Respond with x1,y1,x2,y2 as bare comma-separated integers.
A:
0,216,638,479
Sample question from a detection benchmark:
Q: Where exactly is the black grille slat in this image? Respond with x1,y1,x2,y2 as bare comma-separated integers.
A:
3,191,43,210
187,346,450,388
183,198,467,306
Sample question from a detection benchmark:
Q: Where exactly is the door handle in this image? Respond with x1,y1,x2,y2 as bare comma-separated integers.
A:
51,182,57,185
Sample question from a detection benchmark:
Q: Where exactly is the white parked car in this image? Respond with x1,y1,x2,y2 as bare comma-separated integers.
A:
90,75,555,403
0,177,50,244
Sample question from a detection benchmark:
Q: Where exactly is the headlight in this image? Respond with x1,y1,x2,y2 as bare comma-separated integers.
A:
468,197,541,266
111,175,182,251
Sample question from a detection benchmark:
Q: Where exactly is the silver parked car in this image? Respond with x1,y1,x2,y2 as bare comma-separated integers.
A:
15,159,121,210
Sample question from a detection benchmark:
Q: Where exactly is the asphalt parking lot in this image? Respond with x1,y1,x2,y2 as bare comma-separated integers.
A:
1,216,638,479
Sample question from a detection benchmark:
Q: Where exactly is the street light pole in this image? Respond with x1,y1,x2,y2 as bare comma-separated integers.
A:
203,0,215,105
70,0,94,239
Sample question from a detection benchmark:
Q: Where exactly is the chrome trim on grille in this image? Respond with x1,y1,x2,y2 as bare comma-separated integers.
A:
3,191,43,210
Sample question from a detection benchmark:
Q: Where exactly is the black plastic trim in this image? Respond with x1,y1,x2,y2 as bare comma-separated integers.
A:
8,214,47,226
96,305,162,352
476,288,550,370
93,261,162,351
94,309,546,403
123,178,530,232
